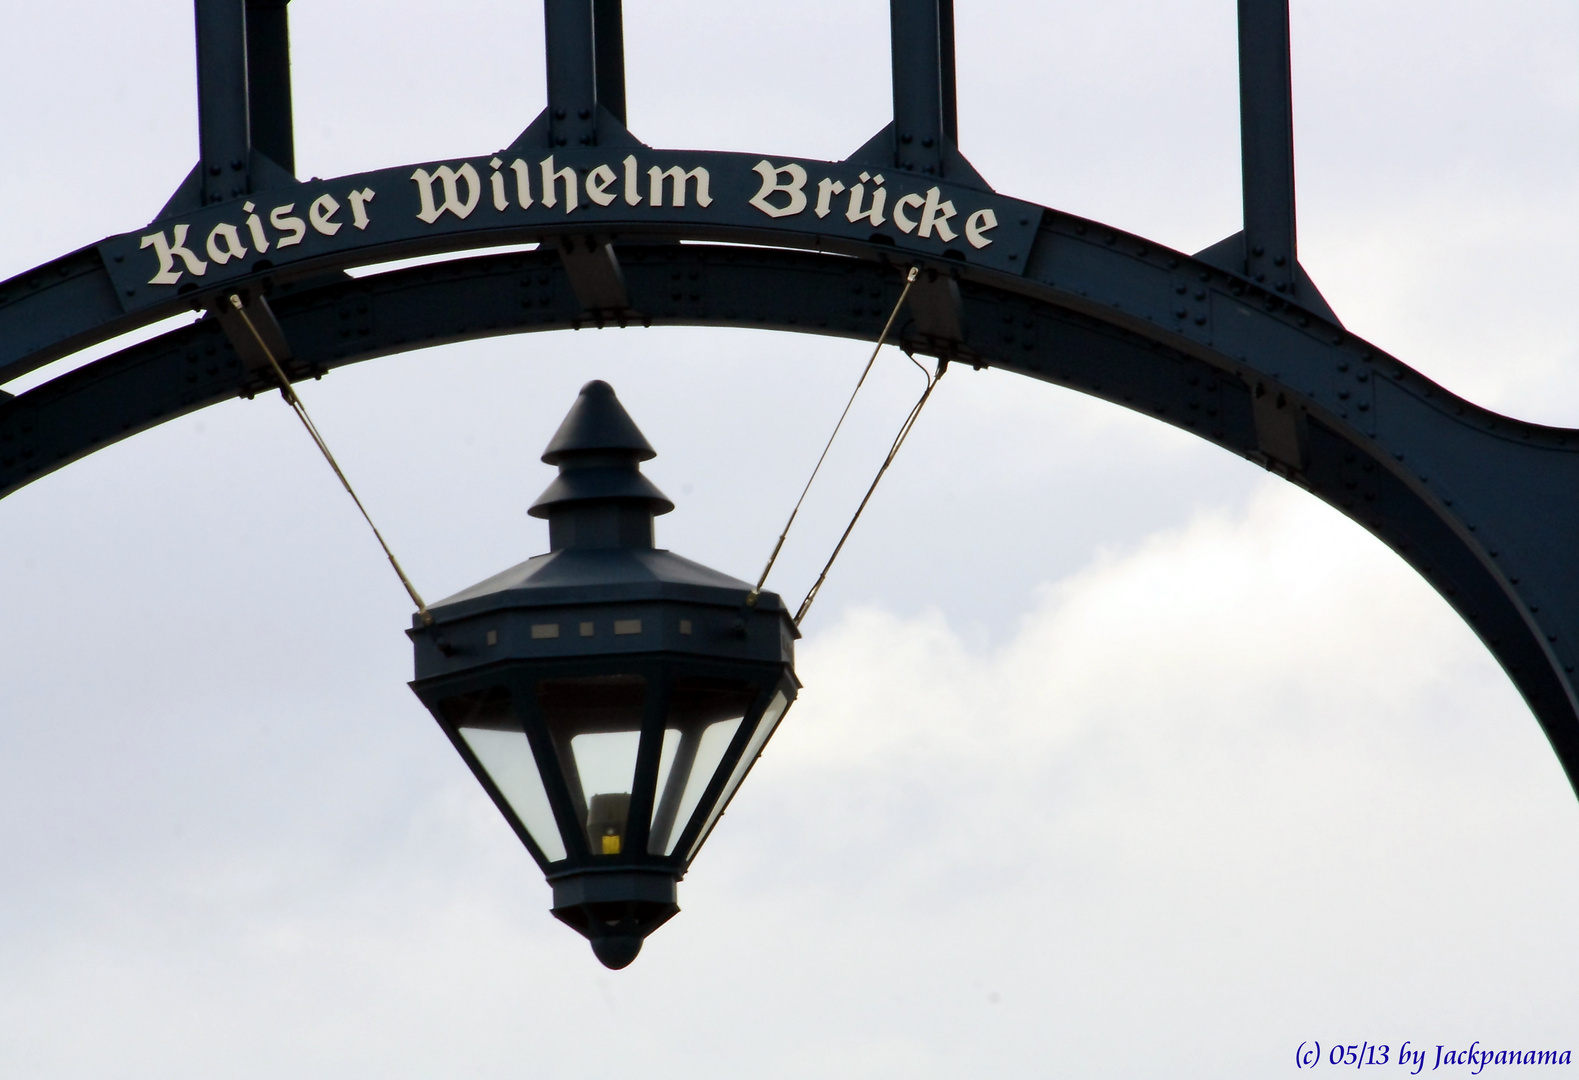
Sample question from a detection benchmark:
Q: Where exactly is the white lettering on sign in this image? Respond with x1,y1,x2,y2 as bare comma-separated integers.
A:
411,164,480,222
309,194,343,235
845,172,887,226
242,201,270,253
136,187,378,285
509,158,533,209
130,151,1013,289
585,163,619,207
271,204,306,247
140,224,207,283
648,165,712,208
917,187,957,241
539,156,578,213
964,208,998,249
348,188,376,230
892,191,924,234
749,160,808,218
814,177,845,219
622,155,641,206
489,158,509,211
205,222,248,264
749,160,991,249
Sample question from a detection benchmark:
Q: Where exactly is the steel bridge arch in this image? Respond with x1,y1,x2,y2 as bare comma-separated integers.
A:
2,0,1577,803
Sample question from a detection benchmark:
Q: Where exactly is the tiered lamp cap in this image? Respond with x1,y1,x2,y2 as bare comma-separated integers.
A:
529,380,674,519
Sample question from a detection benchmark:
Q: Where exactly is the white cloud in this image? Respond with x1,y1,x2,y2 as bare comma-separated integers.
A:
1,0,1575,1074
10,484,1570,1079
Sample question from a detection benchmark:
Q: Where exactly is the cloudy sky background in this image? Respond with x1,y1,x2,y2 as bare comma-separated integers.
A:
1,1,1576,1076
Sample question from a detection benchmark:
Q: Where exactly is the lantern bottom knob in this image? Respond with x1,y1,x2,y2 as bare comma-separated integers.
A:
590,934,644,970
549,870,681,969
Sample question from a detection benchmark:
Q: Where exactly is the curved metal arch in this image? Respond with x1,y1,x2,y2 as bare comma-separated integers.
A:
2,0,1576,809
4,231,1578,800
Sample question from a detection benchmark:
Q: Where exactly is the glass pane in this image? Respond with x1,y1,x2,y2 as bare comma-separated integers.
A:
647,678,757,856
538,675,647,857
572,731,639,854
653,728,681,809
442,688,567,863
687,689,791,861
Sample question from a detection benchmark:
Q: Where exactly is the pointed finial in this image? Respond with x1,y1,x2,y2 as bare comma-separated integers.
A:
541,380,657,465
529,381,673,548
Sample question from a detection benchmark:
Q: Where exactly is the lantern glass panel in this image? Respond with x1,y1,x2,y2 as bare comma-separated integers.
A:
538,675,648,857
686,688,791,861
648,678,757,856
443,688,567,863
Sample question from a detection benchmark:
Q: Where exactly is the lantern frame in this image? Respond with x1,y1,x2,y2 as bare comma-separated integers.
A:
413,654,797,876
406,380,799,965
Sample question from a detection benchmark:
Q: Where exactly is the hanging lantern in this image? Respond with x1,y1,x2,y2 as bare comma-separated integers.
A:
408,381,799,968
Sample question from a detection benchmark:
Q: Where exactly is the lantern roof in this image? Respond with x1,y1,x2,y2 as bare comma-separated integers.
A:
540,378,657,464
427,546,784,618
422,378,787,623
411,379,795,678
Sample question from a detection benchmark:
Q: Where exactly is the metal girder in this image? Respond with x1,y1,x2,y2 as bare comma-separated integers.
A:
0,144,1041,385
1195,0,1336,322
1237,0,1297,294
541,0,631,149
889,0,952,177
544,0,599,148
158,0,298,220
196,0,252,207
592,0,627,126
3,235,1578,803
246,0,295,176
2,0,1577,809
854,0,984,190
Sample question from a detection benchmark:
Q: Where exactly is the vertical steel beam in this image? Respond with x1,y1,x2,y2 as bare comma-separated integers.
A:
194,0,251,206
544,0,598,147
245,0,294,175
889,0,947,176
593,0,626,127
938,0,957,146
1237,0,1297,293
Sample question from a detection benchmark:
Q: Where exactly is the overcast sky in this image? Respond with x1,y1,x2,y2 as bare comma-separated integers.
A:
1,1,1576,1077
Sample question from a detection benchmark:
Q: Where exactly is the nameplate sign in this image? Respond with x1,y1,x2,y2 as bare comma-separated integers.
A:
98,148,1041,311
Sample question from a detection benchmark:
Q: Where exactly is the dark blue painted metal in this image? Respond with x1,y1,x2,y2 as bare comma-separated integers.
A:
1,1,1576,811
79,149,1034,318
246,0,295,176
157,0,298,220
1196,0,1336,322
1237,0,1297,294
544,0,599,148
862,0,981,188
593,0,626,127
196,0,252,208
890,0,948,177
4,235,1577,805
